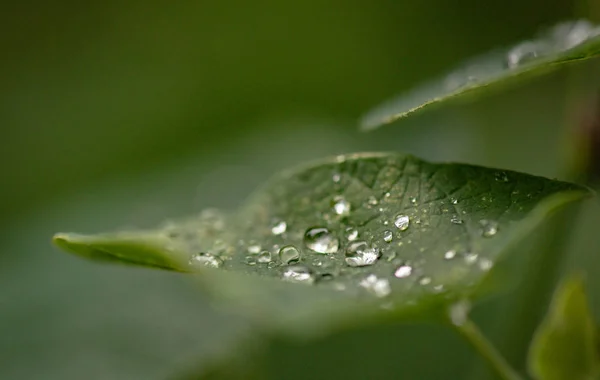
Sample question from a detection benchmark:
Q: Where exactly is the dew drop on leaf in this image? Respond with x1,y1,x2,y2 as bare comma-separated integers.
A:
304,227,340,254
478,258,493,271
346,240,368,255
383,230,393,243
244,256,257,266
464,252,479,264
419,276,432,286
448,300,471,326
271,220,287,235
332,173,341,183
344,227,359,242
394,215,410,230
282,265,315,284
278,245,301,265
247,244,261,254
450,197,459,205
257,250,273,264
479,219,499,237
444,250,457,260
394,264,413,278
359,274,391,298
332,196,351,216
189,253,223,269
345,247,381,267
506,41,542,69
367,196,379,206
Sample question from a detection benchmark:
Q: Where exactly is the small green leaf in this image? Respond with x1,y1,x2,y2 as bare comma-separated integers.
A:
53,153,591,338
361,20,600,130
528,274,600,380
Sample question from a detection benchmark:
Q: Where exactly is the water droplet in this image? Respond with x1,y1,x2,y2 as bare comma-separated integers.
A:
384,192,391,198
346,240,368,255
450,214,463,224
494,171,509,182
394,265,413,278
267,261,278,269
282,265,315,284
244,256,257,266
506,41,541,69
450,198,459,205
304,227,340,254
418,276,432,285
344,227,358,241
479,219,499,237
189,253,223,269
345,247,381,267
359,274,391,298
383,230,393,243
449,300,471,326
410,197,418,204
394,215,410,231
247,244,261,254
271,220,287,235
444,250,457,260
332,173,341,183
464,252,478,264
257,250,272,263
332,196,351,216
479,258,493,271
367,196,379,206
279,245,301,265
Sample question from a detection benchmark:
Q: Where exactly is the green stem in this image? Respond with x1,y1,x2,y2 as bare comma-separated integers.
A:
454,319,524,380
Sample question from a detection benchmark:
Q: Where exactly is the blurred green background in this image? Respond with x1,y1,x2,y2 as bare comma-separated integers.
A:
1,0,599,379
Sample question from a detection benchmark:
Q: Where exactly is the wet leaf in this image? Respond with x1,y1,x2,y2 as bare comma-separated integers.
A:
53,153,591,338
528,274,600,380
361,20,600,130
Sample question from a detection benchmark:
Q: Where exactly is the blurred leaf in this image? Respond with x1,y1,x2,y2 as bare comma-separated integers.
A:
361,20,600,130
54,152,590,339
528,274,600,380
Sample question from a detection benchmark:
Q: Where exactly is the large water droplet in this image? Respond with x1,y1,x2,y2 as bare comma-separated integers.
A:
394,215,410,231
383,230,393,243
394,264,413,278
359,274,391,298
332,196,351,216
304,227,339,254
189,253,223,269
345,247,381,267
279,245,301,265
479,219,499,237
257,250,273,263
271,220,287,235
282,265,315,284
344,227,359,242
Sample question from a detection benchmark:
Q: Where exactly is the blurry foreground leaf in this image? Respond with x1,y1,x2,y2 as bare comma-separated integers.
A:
361,20,600,130
528,274,600,380
54,153,590,338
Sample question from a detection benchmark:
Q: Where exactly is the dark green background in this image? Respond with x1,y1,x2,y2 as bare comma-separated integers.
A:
1,0,598,379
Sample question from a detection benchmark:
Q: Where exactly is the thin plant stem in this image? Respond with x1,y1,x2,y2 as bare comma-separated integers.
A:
453,319,524,380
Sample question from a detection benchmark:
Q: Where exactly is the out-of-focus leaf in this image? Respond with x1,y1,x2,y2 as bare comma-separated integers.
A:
361,20,600,130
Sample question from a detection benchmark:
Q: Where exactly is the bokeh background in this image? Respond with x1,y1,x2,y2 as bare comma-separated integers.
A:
1,0,599,379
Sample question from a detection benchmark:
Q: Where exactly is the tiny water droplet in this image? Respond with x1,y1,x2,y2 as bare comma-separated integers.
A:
247,244,261,254
418,276,432,285
450,198,459,205
479,219,499,237
464,252,478,264
244,256,257,266
449,300,471,326
257,250,272,263
304,227,339,254
394,215,410,231
384,192,391,198
444,250,457,260
450,214,463,224
189,253,223,269
506,41,540,69
271,220,287,235
332,173,341,183
344,227,358,242
479,258,493,271
282,265,315,284
279,245,301,265
394,265,413,278
494,171,509,182
383,230,393,243
359,274,391,298
410,197,418,204
367,196,379,206
332,196,351,216
345,247,381,267
267,261,278,269
346,240,368,255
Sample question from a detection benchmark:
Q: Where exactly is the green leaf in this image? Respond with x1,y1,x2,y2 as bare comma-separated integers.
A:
528,274,600,380
53,153,591,338
361,20,600,130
